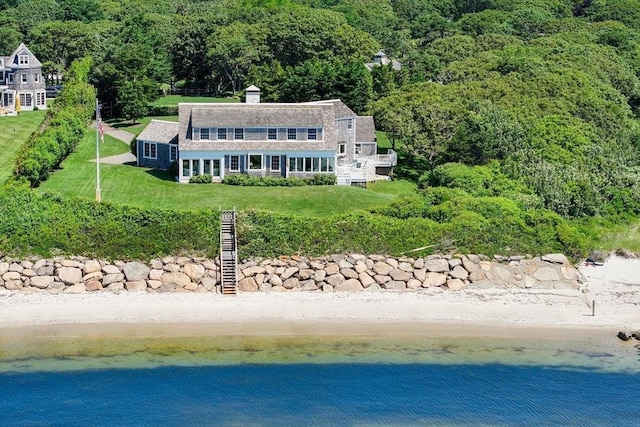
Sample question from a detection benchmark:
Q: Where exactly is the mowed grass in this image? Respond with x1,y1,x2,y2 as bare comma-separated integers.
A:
0,110,47,184
107,116,178,137
36,126,401,216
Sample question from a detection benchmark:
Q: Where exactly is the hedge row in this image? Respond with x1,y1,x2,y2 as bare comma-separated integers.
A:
222,174,337,186
0,191,220,259
0,189,587,261
146,105,178,116
11,57,96,187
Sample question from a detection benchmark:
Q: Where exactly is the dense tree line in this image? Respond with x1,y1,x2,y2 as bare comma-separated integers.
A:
1,0,640,232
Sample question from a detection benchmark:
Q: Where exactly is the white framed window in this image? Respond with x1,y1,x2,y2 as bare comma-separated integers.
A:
347,119,353,129
229,155,240,171
8,74,13,83
19,55,29,65
338,143,346,156
268,128,277,140
19,93,32,107
3,93,13,107
218,128,227,140
270,155,280,171
200,128,210,140
21,74,27,83
182,160,190,177
35,73,39,83
170,145,178,162
235,128,244,140
193,127,200,140
307,128,317,140
287,128,297,140
36,92,45,105
249,154,262,170
288,157,334,172
355,143,362,155
143,142,157,159
192,159,201,176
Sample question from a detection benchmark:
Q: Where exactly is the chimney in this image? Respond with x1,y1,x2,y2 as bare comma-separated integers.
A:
245,85,261,104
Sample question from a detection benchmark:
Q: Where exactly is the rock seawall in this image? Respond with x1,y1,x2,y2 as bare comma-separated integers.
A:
0,253,583,294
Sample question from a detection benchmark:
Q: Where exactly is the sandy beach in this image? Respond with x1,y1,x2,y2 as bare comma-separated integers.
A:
1,255,638,339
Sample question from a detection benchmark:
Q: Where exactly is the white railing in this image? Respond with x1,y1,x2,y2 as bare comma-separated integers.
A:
358,149,397,167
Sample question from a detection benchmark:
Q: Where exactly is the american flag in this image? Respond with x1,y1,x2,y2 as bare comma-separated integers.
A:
99,119,104,143
97,106,104,143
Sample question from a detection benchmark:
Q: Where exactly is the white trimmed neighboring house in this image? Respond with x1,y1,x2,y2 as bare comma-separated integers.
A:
0,43,47,115
136,86,397,185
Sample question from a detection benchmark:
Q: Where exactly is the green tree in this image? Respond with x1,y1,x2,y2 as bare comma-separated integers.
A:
118,80,149,124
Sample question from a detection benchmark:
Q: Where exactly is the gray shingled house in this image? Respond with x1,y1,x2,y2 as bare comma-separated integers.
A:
0,43,47,114
136,86,396,185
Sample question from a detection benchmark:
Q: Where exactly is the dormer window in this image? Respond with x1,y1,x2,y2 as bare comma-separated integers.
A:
19,55,29,65
200,128,210,140
234,128,244,140
287,128,297,140
268,128,277,140
218,128,227,140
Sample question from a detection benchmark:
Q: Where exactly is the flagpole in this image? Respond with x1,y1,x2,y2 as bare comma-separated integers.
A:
96,98,101,202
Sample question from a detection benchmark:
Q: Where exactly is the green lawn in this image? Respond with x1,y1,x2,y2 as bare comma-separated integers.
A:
37,126,401,216
151,95,239,105
0,110,47,184
107,116,178,137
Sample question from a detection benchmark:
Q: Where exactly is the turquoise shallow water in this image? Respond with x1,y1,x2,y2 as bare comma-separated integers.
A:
1,334,639,426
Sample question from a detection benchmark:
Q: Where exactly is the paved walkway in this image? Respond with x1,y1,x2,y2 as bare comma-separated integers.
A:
90,122,138,164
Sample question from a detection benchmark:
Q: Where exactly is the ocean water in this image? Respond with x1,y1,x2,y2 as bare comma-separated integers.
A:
1,334,639,426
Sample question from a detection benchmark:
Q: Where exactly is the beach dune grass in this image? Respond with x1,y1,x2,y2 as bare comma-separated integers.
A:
35,126,398,216
0,110,47,185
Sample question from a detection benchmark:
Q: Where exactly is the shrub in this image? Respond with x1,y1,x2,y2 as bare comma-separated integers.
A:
12,57,95,187
189,174,212,183
146,105,179,116
222,173,336,186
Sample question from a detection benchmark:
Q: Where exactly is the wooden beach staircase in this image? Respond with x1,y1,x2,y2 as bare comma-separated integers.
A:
220,209,238,295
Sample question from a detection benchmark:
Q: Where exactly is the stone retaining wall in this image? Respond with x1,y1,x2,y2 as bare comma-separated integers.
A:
0,253,584,294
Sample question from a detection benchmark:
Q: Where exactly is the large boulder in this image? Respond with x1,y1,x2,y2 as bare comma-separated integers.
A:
238,277,258,292
389,268,413,282
384,281,406,291
542,253,568,264
423,272,447,287
449,265,469,280
359,272,376,288
84,260,102,274
446,279,466,290
57,267,82,285
335,279,363,292
30,276,55,289
341,268,359,279
125,280,147,292
324,263,340,275
123,262,150,281
424,258,449,273
242,266,266,277
373,262,393,276
161,272,191,288
184,263,205,281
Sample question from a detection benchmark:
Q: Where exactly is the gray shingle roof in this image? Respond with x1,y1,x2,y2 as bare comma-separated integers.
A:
190,105,327,128
356,116,376,143
304,99,356,119
6,43,42,68
137,120,179,144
